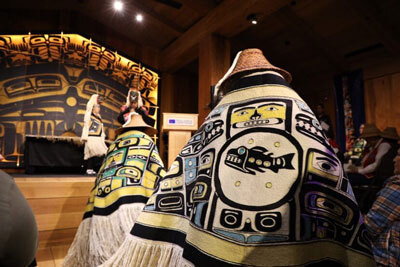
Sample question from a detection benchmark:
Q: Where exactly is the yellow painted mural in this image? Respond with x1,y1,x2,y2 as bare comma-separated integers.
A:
0,34,159,167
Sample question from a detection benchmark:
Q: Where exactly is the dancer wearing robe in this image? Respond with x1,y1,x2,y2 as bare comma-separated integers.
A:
81,94,108,175
64,96,165,267
102,49,374,266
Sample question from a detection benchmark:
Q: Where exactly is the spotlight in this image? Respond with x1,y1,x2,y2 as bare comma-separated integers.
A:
247,14,258,25
136,14,143,22
113,0,123,12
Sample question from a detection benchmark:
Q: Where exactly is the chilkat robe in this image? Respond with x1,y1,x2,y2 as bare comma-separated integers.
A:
64,130,165,266
102,74,374,266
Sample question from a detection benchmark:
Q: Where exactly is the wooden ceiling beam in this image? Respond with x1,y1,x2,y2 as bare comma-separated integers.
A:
160,0,290,72
178,0,217,16
127,0,185,37
342,0,400,57
275,6,347,73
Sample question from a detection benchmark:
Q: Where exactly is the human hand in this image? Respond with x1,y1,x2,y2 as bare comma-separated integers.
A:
347,164,358,173
120,105,128,112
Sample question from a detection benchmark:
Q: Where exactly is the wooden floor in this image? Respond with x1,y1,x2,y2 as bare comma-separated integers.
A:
15,176,95,267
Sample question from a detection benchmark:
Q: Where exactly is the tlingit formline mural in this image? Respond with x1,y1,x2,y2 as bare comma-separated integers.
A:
0,34,159,168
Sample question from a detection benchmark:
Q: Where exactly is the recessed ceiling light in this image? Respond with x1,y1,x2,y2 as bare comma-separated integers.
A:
247,14,258,25
136,14,143,22
113,1,123,12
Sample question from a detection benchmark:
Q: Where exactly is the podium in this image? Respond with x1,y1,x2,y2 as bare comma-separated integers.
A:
162,113,198,168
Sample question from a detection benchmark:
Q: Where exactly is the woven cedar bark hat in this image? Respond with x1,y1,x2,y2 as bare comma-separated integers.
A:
116,113,157,136
380,127,399,140
360,123,381,138
217,48,292,94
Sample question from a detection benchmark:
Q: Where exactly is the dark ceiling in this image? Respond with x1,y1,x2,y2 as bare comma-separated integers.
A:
0,0,219,49
1,0,400,94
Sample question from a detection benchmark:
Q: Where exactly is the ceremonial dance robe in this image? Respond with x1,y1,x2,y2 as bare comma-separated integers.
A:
64,130,165,266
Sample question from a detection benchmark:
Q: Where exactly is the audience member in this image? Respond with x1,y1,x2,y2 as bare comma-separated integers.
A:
0,170,38,267
344,124,367,166
315,103,334,139
374,127,399,186
365,147,400,266
347,124,384,184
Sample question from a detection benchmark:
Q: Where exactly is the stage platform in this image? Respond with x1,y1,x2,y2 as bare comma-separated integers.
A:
14,175,95,267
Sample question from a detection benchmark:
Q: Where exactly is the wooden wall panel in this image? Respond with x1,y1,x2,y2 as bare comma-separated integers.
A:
28,197,88,214
391,73,400,130
36,248,56,267
51,245,70,267
159,70,198,165
17,178,94,199
364,72,400,132
38,228,78,249
34,212,84,232
14,177,94,266
363,79,375,125
198,34,230,124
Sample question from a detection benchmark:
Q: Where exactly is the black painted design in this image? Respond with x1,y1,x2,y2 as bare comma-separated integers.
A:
295,113,331,149
226,99,293,139
180,120,223,156
225,146,294,175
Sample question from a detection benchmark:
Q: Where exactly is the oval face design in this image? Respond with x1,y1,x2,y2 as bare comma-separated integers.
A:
215,129,301,209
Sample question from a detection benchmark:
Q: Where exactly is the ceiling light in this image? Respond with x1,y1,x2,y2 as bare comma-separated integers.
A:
136,14,143,22
247,14,258,25
113,1,123,12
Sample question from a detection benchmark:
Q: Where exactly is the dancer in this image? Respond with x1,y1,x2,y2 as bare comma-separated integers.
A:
103,49,374,266
64,92,165,267
81,94,108,175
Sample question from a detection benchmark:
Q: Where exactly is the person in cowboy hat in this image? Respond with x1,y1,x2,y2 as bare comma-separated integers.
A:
348,125,399,184
347,125,399,213
374,127,400,183
101,48,374,266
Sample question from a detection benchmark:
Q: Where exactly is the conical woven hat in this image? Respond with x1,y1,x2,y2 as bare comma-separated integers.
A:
360,123,381,138
116,113,156,136
230,49,292,82
217,49,292,94
380,127,399,140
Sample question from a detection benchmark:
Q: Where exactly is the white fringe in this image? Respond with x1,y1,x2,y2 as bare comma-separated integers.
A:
63,218,91,267
100,235,194,267
63,203,145,267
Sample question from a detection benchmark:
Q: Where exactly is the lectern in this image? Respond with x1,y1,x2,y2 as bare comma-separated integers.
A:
162,113,198,168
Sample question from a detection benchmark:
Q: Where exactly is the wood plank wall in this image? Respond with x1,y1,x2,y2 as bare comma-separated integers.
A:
363,60,400,132
364,72,400,131
15,177,94,267
297,59,400,141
